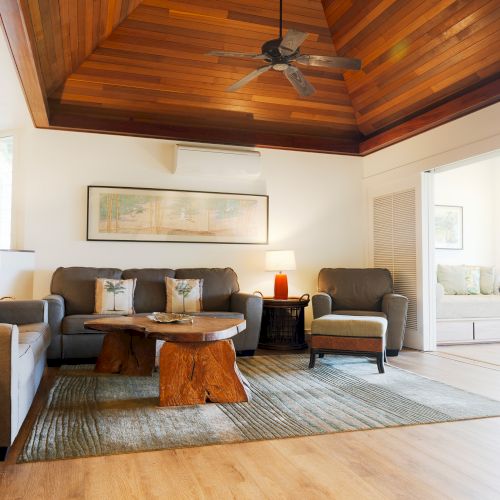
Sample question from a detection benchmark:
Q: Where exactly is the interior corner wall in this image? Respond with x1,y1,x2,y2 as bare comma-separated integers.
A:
11,128,365,327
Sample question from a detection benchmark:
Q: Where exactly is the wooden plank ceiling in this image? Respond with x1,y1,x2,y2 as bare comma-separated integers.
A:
1,0,499,155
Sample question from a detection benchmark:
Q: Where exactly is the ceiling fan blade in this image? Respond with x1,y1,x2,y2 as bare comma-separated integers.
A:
297,54,362,70
279,29,309,55
227,65,272,92
283,66,315,97
207,50,266,59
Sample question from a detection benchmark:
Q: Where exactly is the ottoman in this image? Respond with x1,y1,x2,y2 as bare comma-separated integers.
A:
309,314,388,373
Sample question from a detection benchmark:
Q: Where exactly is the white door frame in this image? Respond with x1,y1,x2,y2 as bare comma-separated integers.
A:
421,170,436,351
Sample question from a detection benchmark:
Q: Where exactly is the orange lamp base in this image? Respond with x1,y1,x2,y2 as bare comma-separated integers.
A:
274,273,289,300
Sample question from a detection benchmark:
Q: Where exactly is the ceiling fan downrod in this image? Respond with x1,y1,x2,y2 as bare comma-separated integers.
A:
279,0,283,40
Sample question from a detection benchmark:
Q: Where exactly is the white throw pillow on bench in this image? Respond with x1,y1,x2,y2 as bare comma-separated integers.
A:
437,265,467,295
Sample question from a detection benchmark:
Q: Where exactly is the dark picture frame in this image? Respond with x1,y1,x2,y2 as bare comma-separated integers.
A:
87,185,269,244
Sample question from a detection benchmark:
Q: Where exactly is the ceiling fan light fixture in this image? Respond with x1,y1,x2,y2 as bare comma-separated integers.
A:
272,63,289,71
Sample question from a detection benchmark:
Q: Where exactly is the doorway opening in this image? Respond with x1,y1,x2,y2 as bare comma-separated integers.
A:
423,150,500,354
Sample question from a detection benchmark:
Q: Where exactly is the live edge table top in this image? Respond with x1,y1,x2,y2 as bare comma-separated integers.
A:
84,315,247,343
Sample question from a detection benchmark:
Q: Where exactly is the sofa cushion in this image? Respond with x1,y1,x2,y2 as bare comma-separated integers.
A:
18,323,51,363
318,268,393,312
436,294,500,319
51,267,122,315
62,314,120,335
175,268,239,311
122,268,176,313
18,343,30,358
190,311,244,320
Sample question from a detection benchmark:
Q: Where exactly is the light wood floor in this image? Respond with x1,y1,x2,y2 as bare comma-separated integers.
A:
1,345,500,499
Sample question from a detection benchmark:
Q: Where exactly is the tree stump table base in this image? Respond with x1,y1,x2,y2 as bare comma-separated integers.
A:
87,315,250,407
95,331,156,376
159,339,250,406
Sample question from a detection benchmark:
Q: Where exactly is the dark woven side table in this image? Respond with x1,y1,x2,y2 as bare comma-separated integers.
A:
258,294,310,350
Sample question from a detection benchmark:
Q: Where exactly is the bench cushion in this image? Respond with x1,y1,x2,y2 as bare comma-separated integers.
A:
311,314,387,338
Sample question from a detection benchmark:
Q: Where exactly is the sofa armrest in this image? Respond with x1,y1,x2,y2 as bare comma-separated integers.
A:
382,293,408,351
312,292,332,319
0,300,47,325
230,293,263,351
44,294,65,360
0,324,19,447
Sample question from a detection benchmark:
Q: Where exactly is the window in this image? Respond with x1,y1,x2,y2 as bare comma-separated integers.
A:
0,137,13,249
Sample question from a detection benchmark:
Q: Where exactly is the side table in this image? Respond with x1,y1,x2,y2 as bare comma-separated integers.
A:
258,294,310,350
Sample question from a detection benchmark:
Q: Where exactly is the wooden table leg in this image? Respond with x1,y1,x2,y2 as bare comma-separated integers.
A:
95,331,156,376
159,339,251,406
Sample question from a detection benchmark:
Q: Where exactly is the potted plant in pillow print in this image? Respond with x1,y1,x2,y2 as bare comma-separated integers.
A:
104,280,127,312
175,280,193,312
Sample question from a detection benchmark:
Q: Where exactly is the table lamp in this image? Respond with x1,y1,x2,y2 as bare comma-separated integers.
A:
265,250,296,300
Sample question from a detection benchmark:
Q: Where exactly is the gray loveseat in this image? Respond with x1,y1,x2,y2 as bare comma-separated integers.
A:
0,300,50,460
312,268,408,356
44,267,263,363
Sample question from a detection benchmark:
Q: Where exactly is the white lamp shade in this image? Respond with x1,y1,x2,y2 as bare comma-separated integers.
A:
0,250,35,299
265,250,296,272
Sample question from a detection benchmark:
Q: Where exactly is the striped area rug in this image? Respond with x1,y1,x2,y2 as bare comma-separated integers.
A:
19,354,500,462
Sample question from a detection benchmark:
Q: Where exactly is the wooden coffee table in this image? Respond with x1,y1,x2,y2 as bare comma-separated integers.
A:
85,315,250,406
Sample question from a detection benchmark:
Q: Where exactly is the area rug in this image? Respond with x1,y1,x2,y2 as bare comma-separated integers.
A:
19,355,500,463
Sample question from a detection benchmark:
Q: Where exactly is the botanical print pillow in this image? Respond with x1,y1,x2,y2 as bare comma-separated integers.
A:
165,277,203,313
94,278,136,314
464,266,480,295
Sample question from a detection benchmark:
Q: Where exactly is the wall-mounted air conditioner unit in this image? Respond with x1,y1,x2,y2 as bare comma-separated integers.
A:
174,145,261,178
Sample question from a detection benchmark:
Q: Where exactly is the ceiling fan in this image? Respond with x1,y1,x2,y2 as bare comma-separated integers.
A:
206,0,362,97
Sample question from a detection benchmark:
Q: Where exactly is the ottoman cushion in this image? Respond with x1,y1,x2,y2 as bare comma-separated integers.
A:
311,314,387,338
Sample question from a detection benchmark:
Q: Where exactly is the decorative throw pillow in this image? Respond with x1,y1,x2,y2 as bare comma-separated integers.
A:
165,277,203,313
464,266,480,295
480,266,495,295
437,265,467,295
94,278,136,314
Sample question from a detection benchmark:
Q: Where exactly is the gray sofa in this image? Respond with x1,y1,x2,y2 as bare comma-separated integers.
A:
44,267,263,362
312,268,408,356
0,300,50,460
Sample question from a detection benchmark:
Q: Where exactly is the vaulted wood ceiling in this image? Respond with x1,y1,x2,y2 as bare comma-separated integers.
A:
1,0,499,155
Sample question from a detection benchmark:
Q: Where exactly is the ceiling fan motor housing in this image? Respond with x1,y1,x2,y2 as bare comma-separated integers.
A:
261,38,298,62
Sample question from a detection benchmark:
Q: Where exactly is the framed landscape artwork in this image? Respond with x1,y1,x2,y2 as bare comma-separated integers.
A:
435,205,463,250
87,186,269,244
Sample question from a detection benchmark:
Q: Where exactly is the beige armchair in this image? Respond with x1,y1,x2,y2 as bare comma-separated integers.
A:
312,268,408,356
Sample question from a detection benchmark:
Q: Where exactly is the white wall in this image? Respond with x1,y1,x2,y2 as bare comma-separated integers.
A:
434,158,499,267
12,129,365,328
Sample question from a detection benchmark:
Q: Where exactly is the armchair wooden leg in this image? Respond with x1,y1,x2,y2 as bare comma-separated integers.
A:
318,353,325,358
384,351,387,362
376,352,385,374
308,350,316,369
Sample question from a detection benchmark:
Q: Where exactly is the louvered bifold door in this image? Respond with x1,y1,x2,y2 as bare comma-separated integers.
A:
373,189,417,333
